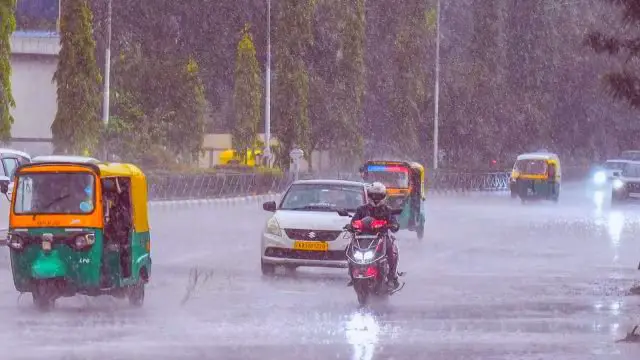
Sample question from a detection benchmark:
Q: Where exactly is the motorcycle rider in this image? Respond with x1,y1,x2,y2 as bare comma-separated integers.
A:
347,182,401,289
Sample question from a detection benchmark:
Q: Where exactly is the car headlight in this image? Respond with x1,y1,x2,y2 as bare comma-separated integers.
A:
593,171,607,185
354,250,375,263
264,217,282,237
613,179,625,190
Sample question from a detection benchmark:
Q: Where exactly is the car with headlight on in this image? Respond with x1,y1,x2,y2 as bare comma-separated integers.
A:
260,179,368,275
592,159,632,188
611,160,640,204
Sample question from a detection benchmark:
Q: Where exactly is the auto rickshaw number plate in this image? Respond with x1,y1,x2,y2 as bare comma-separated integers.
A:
294,241,328,252
42,241,51,251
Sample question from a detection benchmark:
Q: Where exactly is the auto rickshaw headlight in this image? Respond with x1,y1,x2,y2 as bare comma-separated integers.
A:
74,234,95,249
7,234,23,250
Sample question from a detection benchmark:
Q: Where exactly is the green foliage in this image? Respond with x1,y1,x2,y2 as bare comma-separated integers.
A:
0,0,17,141
587,1,640,109
388,1,434,156
232,26,263,162
273,0,316,168
52,0,102,155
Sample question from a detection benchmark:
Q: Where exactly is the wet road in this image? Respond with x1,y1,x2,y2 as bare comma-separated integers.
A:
1,185,640,359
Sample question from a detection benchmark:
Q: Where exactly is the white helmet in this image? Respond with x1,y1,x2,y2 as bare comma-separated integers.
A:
367,182,387,207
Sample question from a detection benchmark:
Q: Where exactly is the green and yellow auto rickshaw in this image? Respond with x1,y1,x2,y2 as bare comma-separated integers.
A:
509,152,561,203
360,160,426,239
2,159,152,310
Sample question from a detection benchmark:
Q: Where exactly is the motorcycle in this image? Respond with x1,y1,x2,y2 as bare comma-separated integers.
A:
340,211,405,306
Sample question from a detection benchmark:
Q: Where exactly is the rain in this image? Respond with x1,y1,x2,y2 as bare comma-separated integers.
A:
2,0,640,359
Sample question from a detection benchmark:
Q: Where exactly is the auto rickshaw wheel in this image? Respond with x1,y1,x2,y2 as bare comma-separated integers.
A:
416,219,425,240
32,282,56,311
128,281,145,307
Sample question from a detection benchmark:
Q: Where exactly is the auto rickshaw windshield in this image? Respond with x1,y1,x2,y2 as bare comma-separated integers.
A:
514,159,548,175
366,170,409,188
13,172,96,214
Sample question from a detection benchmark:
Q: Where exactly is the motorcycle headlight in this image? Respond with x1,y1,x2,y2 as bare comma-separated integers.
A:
265,217,282,237
613,179,625,190
593,171,607,185
354,250,375,263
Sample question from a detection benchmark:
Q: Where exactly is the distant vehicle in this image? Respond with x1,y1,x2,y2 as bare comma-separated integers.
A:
611,161,640,204
0,148,32,197
620,150,640,161
592,159,633,187
260,179,368,275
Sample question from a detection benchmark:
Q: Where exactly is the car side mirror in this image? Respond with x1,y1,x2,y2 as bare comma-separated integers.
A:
391,208,403,216
0,176,10,195
263,201,277,212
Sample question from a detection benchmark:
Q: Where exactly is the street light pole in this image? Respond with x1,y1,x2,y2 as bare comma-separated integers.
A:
433,0,441,169
102,0,112,160
263,0,272,166
102,0,112,128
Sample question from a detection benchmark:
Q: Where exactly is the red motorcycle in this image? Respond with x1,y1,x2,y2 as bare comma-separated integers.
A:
341,213,405,306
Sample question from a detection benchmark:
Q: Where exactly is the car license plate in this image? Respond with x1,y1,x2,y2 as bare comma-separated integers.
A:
294,241,328,251
42,241,51,251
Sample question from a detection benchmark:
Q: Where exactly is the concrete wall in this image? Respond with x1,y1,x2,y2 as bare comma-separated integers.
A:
8,33,59,155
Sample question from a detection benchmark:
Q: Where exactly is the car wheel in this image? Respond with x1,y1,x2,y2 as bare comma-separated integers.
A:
261,260,276,276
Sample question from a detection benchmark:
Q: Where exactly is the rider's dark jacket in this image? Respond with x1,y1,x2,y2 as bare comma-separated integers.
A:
351,203,400,232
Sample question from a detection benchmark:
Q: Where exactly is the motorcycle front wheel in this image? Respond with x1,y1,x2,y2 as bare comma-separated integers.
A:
354,279,372,306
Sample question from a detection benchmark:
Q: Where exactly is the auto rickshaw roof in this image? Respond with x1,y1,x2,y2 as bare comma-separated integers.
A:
516,152,559,161
97,162,145,178
32,155,100,163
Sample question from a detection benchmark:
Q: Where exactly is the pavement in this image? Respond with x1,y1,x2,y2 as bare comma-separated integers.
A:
0,183,639,359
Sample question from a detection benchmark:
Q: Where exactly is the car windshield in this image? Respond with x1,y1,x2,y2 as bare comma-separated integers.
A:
620,151,640,160
622,163,640,177
514,159,547,175
280,183,365,212
365,171,409,188
604,161,627,170
14,172,96,215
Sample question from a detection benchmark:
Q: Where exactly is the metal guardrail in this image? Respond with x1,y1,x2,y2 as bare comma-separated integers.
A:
145,170,516,201
146,166,592,201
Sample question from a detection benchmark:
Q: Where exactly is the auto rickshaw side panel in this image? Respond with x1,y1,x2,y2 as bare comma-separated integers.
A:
98,163,152,286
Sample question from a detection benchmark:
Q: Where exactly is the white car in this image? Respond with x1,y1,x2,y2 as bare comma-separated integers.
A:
592,159,632,187
612,160,640,203
260,179,368,275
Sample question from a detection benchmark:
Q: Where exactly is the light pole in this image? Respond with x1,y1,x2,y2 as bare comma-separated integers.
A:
102,0,112,159
263,0,272,166
433,0,441,169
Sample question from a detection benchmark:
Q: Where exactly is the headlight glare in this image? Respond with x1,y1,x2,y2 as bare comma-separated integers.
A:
613,179,625,190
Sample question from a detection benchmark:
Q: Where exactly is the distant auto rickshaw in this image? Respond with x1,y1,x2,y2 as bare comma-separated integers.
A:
360,160,426,239
218,149,262,166
509,152,561,203
3,159,152,310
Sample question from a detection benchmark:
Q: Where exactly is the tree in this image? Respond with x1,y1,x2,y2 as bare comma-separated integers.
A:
232,26,263,162
273,0,315,168
587,1,640,110
0,0,16,141
386,2,435,157
52,0,102,155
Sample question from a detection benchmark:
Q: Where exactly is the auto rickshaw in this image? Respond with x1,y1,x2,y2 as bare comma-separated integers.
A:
2,159,152,310
360,160,426,239
509,152,561,203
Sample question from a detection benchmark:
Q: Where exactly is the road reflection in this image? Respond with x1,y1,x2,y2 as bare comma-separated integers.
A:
345,311,380,360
